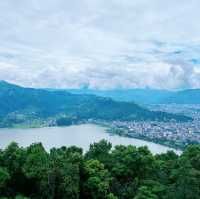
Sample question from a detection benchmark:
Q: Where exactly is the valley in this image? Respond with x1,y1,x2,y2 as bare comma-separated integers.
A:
0,81,191,129
1,81,200,150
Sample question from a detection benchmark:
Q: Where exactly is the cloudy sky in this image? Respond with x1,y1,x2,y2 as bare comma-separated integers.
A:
0,0,200,90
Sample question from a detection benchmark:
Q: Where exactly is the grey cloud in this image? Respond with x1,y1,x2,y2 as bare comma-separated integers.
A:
0,0,200,89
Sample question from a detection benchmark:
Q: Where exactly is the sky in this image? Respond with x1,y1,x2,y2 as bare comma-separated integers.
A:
0,0,200,90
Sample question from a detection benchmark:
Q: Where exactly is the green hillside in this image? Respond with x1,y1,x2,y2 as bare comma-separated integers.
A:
0,81,191,127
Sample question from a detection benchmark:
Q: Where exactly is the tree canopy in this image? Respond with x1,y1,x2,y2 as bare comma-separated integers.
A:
0,140,199,199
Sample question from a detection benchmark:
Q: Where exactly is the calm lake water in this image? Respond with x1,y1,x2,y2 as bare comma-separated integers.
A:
0,124,182,154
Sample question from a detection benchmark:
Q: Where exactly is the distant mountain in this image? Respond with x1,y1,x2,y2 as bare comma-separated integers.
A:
162,89,200,104
67,88,200,104
66,89,172,104
0,81,191,127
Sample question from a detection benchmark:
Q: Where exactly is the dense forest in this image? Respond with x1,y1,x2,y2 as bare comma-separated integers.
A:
0,140,200,199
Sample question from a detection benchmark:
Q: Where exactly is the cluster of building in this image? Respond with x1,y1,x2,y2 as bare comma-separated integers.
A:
92,104,200,149
147,104,200,121
112,120,200,147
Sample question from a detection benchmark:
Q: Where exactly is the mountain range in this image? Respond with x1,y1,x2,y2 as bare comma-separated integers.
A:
0,81,191,127
67,88,200,104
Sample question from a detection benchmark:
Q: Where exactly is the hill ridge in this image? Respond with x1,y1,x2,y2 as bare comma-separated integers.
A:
0,81,192,127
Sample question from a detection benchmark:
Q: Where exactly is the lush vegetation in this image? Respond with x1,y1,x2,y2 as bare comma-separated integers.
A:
0,140,200,199
0,81,192,128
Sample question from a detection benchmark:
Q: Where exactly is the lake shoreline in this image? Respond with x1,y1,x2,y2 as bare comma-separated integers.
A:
0,124,182,154
107,129,183,152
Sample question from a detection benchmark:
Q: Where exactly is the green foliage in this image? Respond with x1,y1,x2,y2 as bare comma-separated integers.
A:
15,195,30,199
23,143,50,198
49,146,83,199
85,139,112,165
134,186,158,199
106,193,118,199
1,142,27,196
0,196,29,199
82,159,113,199
0,167,10,189
0,141,200,199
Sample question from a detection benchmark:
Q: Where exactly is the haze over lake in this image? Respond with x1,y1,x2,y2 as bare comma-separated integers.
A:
0,124,181,154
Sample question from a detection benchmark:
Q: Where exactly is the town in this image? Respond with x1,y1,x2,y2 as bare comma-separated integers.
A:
92,104,200,150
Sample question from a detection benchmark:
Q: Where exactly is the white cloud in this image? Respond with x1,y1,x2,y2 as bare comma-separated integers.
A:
0,0,200,89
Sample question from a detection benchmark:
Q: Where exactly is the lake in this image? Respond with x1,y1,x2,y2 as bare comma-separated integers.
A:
0,124,182,154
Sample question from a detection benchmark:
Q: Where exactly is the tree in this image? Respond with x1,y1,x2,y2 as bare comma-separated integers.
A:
23,143,50,198
82,160,114,199
166,163,200,199
85,139,112,166
181,145,200,170
1,142,27,195
0,141,200,199
49,146,83,199
110,145,154,181
106,193,118,199
0,167,10,195
15,195,30,199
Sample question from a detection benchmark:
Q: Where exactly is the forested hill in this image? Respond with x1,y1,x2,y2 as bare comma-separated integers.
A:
0,81,191,127
0,140,200,199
